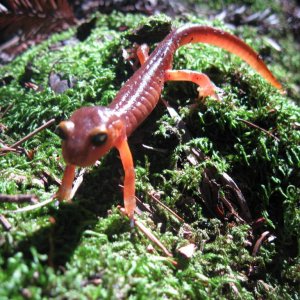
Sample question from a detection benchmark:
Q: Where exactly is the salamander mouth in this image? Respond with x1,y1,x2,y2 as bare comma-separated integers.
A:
62,146,95,168
64,153,97,168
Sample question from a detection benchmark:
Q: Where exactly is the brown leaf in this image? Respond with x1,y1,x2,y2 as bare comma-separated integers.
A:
177,243,196,259
48,72,75,94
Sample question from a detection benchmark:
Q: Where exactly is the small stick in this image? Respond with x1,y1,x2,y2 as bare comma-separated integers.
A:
219,195,245,223
5,195,55,214
118,184,152,215
118,206,173,257
0,194,38,203
10,118,55,148
142,144,168,154
135,219,173,257
69,168,86,200
118,184,183,221
0,146,20,155
220,172,252,222
0,104,13,118
252,231,270,256
0,214,12,231
237,118,280,141
147,191,184,223
41,170,62,186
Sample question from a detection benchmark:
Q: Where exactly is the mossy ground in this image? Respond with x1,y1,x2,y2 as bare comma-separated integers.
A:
0,9,299,300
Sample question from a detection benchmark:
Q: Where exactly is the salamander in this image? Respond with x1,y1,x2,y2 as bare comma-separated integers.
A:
55,24,282,222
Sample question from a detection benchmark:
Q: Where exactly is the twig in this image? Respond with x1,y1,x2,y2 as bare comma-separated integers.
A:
0,146,20,155
147,191,184,223
0,214,12,231
142,144,168,154
118,184,184,222
0,194,38,203
118,184,152,216
220,172,252,222
134,196,151,215
118,206,173,257
135,219,173,257
41,170,62,186
252,231,270,256
10,118,55,148
0,104,13,118
237,118,280,141
68,168,86,200
219,195,245,223
5,194,55,213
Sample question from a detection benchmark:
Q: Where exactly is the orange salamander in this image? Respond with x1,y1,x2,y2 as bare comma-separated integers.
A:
56,24,282,222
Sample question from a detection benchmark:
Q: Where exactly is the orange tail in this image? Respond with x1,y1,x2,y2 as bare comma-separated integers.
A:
175,25,282,90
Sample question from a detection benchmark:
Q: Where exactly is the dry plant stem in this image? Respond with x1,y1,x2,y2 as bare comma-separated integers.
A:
118,206,173,257
0,146,19,155
0,214,12,231
237,118,280,141
119,184,183,221
69,168,86,200
119,185,151,215
219,195,245,223
0,104,13,118
135,219,173,257
147,191,184,223
134,196,151,215
5,194,55,214
41,170,62,186
0,194,38,203
252,231,270,256
220,172,252,222
10,118,55,148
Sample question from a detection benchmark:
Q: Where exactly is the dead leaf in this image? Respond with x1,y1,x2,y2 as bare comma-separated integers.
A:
48,72,76,94
177,243,196,259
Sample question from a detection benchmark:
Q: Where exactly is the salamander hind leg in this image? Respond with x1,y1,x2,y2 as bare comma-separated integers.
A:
165,69,219,100
136,44,150,65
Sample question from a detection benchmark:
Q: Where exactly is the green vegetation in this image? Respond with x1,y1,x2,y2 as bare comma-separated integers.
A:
0,10,299,300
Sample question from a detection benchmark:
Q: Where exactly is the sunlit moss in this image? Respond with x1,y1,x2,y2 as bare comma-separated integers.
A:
0,8,299,300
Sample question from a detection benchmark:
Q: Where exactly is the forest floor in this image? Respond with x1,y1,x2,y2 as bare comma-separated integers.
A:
0,1,299,299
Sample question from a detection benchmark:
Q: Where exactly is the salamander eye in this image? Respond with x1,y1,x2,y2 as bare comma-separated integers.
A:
91,132,108,146
56,121,74,140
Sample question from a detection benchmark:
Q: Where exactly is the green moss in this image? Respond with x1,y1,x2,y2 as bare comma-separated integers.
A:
0,10,299,300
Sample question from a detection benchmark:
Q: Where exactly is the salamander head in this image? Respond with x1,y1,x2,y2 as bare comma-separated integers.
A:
56,106,125,167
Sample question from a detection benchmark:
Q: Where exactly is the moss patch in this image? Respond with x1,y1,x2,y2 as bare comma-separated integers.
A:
0,11,299,300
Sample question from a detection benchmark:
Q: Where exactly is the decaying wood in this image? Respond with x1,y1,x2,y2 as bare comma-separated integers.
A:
0,194,38,203
0,0,76,59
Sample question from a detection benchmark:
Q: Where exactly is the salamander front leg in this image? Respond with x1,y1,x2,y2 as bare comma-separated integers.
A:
116,138,136,224
165,69,219,99
56,164,76,201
